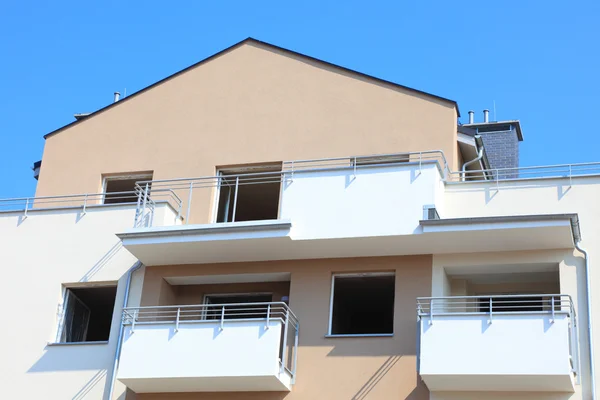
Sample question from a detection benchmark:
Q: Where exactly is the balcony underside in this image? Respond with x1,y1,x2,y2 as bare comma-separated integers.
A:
120,375,291,393
117,216,576,266
421,374,574,392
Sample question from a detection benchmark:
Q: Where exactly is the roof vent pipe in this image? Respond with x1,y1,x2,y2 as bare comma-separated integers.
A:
114,92,121,103
483,109,489,123
468,110,474,124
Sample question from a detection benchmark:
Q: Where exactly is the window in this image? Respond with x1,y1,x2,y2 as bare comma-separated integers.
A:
57,286,117,343
102,173,153,204
329,273,395,336
204,293,273,320
215,165,281,223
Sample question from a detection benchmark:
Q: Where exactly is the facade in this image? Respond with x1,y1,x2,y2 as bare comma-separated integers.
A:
0,38,598,400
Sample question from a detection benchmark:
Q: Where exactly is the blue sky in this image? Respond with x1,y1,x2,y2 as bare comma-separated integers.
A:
1,1,599,198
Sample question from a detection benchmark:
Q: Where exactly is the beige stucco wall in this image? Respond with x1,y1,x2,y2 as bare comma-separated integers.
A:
148,281,291,306
36,41,458,224
127,255,432,400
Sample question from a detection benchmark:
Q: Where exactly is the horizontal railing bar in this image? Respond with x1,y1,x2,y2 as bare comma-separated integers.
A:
124,301,289,309
416,294,575,318
124,302,299,320
417,294,570,300
284,150,447,165
124,317,287,325
417,311,571,316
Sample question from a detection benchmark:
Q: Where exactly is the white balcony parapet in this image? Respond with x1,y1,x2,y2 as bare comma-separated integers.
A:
117,302,299,393
417,294,579,392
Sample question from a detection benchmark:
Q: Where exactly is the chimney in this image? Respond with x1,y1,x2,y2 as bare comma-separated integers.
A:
114,92,121,103
483,109,490,123
468,110,474,124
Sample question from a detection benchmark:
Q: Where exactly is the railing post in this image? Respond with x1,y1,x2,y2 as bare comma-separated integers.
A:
353,156,357,178
173,190,182,221
495,169,500,191
134,187,143,227
429,299,434,325
418,152,422,176
185,182,194,224
149,200,155,227
131,310,137,333
141,183,149,227
488,298,493,324
292,322,299,383
23,198,29,220
231,176,240,222
220,306,225,331
265,304,270,330
281,308,290,375
82,193,87,214
175,307,180,332
569,164,573,188
551,296,555,324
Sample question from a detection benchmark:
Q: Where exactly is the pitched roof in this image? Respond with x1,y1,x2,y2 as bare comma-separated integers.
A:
44,37,460,139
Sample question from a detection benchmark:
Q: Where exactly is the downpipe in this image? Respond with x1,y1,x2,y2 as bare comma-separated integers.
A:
575,242,596,400
461,137,484,182
106,262,143,400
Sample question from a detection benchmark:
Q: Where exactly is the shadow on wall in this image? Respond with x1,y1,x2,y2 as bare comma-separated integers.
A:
28,346,110,400
79,241,124,282
28,344,110,372
352,355,400,400
72,369,107,400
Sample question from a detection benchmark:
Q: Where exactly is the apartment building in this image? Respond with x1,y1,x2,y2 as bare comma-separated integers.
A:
0,38,597,400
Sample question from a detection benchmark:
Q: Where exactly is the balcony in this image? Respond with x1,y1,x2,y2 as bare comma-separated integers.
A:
417,295,578,392
117,152,450,265
117,302,298,393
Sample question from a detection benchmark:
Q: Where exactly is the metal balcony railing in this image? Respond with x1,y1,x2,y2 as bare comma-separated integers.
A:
416,294,580,378
122,302,299,380
133,150,449,226
5,150,600,226
448,161,600,183
0,190,182,228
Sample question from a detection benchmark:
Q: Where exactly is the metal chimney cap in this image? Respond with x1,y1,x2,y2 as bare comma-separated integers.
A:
468,110,475,124
114,92,121,102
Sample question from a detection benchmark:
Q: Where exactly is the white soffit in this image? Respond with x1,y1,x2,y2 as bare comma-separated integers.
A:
165,272,291,286
118,215,578,265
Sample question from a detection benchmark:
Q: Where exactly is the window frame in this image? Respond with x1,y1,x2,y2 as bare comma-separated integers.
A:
56,289,91,343
327,272,396,337
212,165,283,223
54,284,118,345
101,173,153,205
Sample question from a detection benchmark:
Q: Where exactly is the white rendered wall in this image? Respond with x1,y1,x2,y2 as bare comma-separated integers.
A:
280,162,444,239
0,203,176,400
420,313,573,390
118,319,290,392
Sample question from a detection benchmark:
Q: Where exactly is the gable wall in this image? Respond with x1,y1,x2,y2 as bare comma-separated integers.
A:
36,42,458,223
